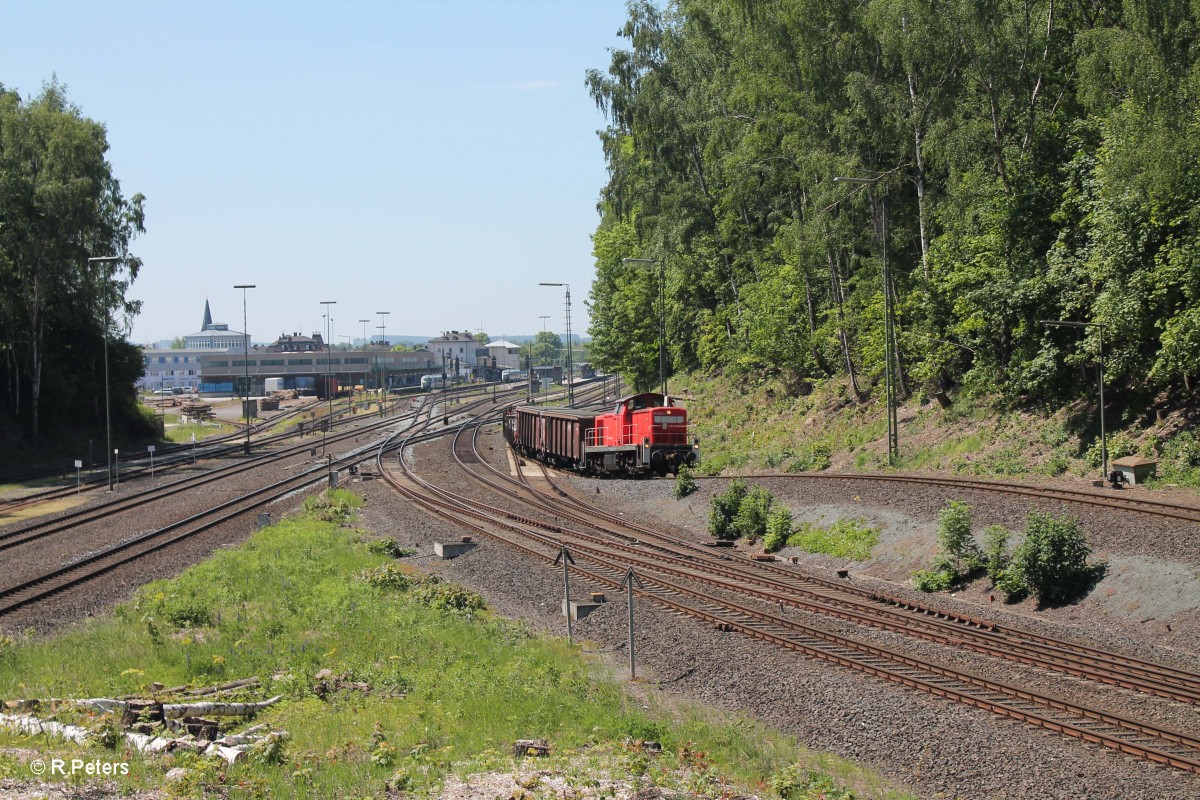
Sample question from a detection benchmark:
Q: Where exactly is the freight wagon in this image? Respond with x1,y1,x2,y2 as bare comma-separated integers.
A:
504,392,699,476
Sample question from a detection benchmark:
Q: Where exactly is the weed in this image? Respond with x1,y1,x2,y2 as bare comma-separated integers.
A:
367,538,415,558
674,467,698,499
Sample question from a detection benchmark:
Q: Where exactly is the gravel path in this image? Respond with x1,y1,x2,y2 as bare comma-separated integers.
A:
353,426,1200,800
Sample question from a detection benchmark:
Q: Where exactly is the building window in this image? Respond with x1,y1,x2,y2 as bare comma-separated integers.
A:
288,359,312,365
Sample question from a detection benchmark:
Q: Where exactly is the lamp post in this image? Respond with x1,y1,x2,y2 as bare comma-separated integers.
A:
320,300,336,456
1041,320,1108,479
377,310,390,394
89,256,122,490
622,257,667,398
234,284,255,455
539,283,573,406
833,175,899,466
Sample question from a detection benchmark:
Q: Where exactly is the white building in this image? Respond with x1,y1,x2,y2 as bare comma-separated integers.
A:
137,349,204,393
482,339,523,370
183,300,247,350
427,330,481,380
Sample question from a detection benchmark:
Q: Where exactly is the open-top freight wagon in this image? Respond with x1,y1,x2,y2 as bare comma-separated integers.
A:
504,392,700,476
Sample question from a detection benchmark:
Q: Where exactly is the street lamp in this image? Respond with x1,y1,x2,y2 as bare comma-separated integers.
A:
320,300,336,456
622,257,668,398
377,311,390,393
539,283,573,406
89,255,122,490
234,284,255,455
834,175,899,466
1041,320,1109,479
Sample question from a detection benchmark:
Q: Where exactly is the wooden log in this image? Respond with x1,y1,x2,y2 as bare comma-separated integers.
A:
162,695,282,719
184,677,261,697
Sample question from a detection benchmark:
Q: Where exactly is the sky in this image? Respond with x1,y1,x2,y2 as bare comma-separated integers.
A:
1,1,633,346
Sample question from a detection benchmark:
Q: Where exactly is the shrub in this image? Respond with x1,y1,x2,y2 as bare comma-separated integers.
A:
673,467,698,499
912,569,953,593
733,486,773,541
982,524,1010,583
708,479,748,540
937,501,981,575
368,538,416,558
1011,511,1094,604
770,764,856,800
360,563,416,590
762,506,794,552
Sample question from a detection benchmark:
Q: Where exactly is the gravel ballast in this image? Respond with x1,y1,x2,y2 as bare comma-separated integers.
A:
354,427,1200,800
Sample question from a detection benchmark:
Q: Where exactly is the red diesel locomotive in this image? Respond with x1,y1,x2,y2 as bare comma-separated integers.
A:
503,392,700,476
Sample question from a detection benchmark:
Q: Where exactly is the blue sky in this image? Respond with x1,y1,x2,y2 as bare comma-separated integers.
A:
1,1,632,345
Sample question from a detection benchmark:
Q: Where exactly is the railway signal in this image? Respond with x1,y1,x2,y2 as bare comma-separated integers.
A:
621,566,645,680
552,545,576,644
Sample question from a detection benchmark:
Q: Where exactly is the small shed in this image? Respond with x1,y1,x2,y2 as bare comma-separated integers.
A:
1112,455,1157,486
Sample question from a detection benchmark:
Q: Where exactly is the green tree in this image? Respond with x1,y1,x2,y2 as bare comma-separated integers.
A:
530,331,564,367
0,80,146,442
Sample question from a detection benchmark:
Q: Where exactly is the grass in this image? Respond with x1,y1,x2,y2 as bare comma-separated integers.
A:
784,518,881,561
0,489,910,800
670,372,1200,492
164,421,235,443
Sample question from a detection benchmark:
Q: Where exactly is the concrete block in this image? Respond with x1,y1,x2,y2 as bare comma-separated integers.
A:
434,539,477,559
562,600,602,621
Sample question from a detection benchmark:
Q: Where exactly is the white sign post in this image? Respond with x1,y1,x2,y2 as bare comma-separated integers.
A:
114,448,120,490
74,459,82,496
148,445,156,479
191,432,197,464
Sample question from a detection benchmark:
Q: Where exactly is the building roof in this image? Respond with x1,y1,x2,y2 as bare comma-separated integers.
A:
484,340,522,349
429,330,477,343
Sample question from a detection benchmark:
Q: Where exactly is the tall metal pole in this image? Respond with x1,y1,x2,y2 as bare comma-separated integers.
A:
553,545,576,644
622,258,667,399
320,300,336,457
621,567,644,679
1041,320,1108,479
833,177,898,465
377,310,390,396
89,256,121,491
880,193,898,465
538,314,550,369
659,259,666,399
539,283,573,406
235,284,255,455
1098,326,1107,479
565,285,573,406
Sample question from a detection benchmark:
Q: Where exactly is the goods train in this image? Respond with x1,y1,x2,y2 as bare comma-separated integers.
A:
504,392,699,476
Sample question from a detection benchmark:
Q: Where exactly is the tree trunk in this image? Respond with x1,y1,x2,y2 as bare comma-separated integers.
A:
827,247,865,399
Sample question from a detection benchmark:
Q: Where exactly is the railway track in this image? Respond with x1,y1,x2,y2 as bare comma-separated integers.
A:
720,471,1200,525
380,407,1200,777
0,381,539,619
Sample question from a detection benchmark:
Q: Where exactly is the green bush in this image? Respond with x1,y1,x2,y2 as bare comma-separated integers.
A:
733,486,773,541
911,569,953,592
982,524,1010,583
708,479,748,540
367,538,415,558
937,501,981,575
673,467,698,499
770,763,857,800
762,506,794,552
1011,511,1095,604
